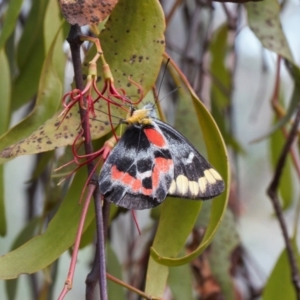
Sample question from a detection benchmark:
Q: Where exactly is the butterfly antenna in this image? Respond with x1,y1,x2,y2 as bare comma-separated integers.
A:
159,86,181,103
89,117,120,125
93,107,124,121
157,58,170,101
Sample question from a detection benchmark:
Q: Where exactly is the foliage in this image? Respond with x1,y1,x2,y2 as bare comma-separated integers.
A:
0,0,299,299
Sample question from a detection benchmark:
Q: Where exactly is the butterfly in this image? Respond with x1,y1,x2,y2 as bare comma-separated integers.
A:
98,103,224,210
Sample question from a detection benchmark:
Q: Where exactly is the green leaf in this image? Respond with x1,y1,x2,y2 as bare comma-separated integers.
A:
263,243,300,300
0,0,166,161
0,0,24,50
107,242,126,299
0,27,63,163
210,24,230,108
168,260,194,300
12,0,49,110
0,103,114,161
207,209,239,299
86,0,166,101
0,49,11,236
174,88,206,155
251,65,300,142
247,0,300,142
209,24,243,153
5,217,41,299
0,167,94,279
246,0,293,62
44,0,65,83
145,58,229,297
146,199,202,296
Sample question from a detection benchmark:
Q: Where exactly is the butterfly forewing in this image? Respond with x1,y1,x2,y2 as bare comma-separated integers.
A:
99,124,174,209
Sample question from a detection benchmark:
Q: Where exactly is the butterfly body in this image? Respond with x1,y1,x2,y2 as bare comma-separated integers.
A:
99,104,224,210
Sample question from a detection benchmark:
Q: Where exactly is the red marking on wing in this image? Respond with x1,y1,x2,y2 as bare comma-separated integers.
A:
152,157,173,190
111,165,134,185
142,187,152,196
111,166,153,195
144,128,166,148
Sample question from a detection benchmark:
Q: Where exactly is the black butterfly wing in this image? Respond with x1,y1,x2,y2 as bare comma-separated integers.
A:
98,124,173,210
156,119,225,200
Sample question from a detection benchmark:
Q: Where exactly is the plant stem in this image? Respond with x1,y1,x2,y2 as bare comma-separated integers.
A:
67,24,108,300
267,104,300,299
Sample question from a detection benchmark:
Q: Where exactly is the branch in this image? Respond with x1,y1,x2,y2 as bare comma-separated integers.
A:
67,24,108,300
267,104,300,299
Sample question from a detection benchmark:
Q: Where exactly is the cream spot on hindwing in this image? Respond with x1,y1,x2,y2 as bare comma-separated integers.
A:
209,168,223,181
204,169,217,184
189,181,199,196
176,175,189,195
198,177,207,193
168,180,176,194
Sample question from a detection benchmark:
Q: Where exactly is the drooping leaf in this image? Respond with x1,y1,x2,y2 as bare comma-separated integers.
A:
44,0,65,83
12,0,49,110
210,24,244,153
146,198,202,296
0,167,94,279
0,26,63,163
168,258,194,300
246,0,293,62
0,49,11,236
203,208,239,299
0,103,118,161
174,86,206,155
0,0,166,162
0,0,24,50
89,0,165,102
107,242,126,299
263,242,300,300
5,217,41,299
0,0,166,281
247,0,300,141
145,56,229,297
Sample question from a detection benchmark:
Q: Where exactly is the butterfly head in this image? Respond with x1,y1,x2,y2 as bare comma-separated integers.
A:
125,103,157,126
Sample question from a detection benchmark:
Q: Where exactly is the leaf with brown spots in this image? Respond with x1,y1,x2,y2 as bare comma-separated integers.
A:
0,102,121,160
82,0,165,104
0,0,165,163
247,0,300,140
246,0,293,62
0,0,166,280
59,0,118,26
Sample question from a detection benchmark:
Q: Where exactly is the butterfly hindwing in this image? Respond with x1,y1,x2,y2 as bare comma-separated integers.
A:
99,124,174,209
155,119,225,200
99,105,225,210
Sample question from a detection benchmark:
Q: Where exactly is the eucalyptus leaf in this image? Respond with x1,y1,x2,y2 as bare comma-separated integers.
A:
0,167,94,279
146,57,229,298
0,0,24,50
0,49,11,236
263,242,300,300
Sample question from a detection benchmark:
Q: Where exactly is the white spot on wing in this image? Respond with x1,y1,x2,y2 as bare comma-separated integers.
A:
185,152,194,164
198,177,207,193
168,180,176,194
176,175,189,195
189,181,199,196
204,169,216,184
209,168,222,181
138,170,152,180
